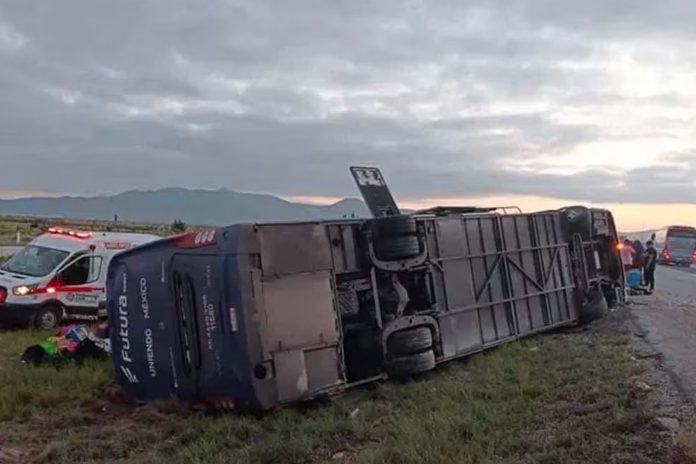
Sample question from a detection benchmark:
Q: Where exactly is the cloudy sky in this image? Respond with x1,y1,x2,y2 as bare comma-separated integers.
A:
2,0,696,229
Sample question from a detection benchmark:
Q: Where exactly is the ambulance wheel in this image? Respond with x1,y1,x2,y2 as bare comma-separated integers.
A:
33,306,62,330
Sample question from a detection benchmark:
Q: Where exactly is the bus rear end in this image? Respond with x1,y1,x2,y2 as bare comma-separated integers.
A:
558,206,624,313
660,226,696,267
107,226,269,411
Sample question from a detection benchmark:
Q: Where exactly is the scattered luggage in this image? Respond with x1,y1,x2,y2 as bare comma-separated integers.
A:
626,269,651,296
21,323,111,366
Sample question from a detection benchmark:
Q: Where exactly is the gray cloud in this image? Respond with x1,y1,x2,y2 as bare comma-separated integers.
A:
0,0,695,205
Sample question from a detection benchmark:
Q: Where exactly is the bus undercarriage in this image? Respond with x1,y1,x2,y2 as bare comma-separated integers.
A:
108,167,624,411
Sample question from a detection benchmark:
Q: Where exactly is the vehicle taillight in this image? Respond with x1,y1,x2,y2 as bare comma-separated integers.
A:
0,287,6,303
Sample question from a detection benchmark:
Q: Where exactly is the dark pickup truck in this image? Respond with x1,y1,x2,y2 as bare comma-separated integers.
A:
107,167,624,411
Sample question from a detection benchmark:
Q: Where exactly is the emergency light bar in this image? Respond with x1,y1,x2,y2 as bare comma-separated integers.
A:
47,227,92,239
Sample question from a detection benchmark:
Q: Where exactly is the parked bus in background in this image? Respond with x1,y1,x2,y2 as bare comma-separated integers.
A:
656,226,696,267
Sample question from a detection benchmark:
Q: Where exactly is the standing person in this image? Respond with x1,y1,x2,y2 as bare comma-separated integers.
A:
620,239,634,272
633,240,644,264
633,240,645,283
644,241,658,294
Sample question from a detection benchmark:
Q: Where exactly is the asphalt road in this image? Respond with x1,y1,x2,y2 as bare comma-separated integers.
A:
631,264,696,403
654,264,696,300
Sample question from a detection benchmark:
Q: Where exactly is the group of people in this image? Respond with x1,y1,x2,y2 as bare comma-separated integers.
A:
620,237,658,294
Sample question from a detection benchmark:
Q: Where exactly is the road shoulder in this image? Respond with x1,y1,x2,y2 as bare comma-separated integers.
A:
628,295,696,463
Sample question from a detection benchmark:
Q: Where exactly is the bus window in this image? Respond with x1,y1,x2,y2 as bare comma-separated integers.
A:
666,226,696,247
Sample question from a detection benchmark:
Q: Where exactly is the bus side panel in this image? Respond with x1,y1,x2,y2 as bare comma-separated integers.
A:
432,218,481,358
469,216,513,344
532,214,576,325
432,211,577,361
500,215,546,333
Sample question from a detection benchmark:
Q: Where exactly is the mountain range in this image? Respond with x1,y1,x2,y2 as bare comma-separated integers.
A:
1,189,673,237
0,188,370,225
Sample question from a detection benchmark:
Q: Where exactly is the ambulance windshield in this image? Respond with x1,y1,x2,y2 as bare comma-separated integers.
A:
1,245,70,277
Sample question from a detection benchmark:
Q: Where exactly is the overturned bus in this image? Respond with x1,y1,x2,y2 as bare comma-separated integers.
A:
107,167,624,411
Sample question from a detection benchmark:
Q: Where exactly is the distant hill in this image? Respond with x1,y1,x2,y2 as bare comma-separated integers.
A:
0,188,370,225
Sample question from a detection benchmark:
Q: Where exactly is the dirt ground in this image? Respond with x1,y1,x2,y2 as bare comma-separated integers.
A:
605,287,696,463
571,303,690,463
631,293,696,404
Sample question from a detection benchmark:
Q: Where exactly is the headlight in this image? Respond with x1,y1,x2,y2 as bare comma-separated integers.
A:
12,284,38,296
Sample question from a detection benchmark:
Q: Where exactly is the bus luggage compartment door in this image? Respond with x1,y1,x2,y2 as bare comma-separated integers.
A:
259,271,343,404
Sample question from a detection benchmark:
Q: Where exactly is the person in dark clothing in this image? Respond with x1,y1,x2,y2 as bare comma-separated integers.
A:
633,240,645,283
644,241,658,293
633,240,645,264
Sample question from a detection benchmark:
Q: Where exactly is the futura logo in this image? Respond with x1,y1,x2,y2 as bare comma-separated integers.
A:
120,366,139,384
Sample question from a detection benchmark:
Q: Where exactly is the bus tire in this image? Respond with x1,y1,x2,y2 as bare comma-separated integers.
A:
367,215,422,262
580,289,608,324
374,236,421,261
368,215,417,237
388,327,433,356
33,305,62,330
604,286,618,309
387,349,436,378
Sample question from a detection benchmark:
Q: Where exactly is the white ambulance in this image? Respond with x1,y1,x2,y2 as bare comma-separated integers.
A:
0,227,159,329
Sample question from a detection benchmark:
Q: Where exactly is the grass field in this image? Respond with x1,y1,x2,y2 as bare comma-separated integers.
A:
0,215,684,463
0,326,669,464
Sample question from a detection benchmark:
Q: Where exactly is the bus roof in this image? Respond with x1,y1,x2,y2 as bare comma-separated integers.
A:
667,225,696,232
